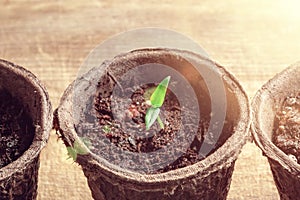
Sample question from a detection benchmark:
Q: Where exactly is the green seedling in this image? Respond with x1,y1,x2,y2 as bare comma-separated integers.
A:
67,137,91,161
145,76,170,130
102,124,111,133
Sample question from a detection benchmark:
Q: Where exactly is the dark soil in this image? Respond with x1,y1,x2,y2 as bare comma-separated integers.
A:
95,82,210,173
0,89,34,168
273,92,300,164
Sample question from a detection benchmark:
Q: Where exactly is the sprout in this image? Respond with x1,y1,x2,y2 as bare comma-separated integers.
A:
145,76,170,130
67,137,91,161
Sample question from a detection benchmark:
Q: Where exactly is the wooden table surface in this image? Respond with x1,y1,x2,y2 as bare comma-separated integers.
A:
1,0,300,199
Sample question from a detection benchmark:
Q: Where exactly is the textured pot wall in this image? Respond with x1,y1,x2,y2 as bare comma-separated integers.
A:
252,63,300,200
0,60,52,200
0,157,39,199
79,156,236,200
269,161,300,200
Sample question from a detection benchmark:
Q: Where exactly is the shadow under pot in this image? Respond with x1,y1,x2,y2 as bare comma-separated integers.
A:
55,48,250,200
0,59,52,200
252,63,300,200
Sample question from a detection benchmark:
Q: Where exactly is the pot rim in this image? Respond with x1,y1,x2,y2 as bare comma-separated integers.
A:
56,48,251,183
0,59,52,179
251,62,300,174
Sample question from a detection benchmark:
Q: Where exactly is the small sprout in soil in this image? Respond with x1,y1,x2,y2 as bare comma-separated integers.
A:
102,124,111,133
67,137,90,161
145,76,170,130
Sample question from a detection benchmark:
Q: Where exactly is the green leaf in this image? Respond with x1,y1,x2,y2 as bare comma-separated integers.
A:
156,115,164,129
66,138,89,161
67,146,77,161
145,107,161,130
73,139,89,155
150,76,170,108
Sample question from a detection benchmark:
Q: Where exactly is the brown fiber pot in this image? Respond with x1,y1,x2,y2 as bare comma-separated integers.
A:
252,63,300,200
55,48,251,200
0,59,52,199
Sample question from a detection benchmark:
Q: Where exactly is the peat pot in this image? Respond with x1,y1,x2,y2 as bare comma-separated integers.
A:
252,63,300,200
0,59,52,199
55,48,251,200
